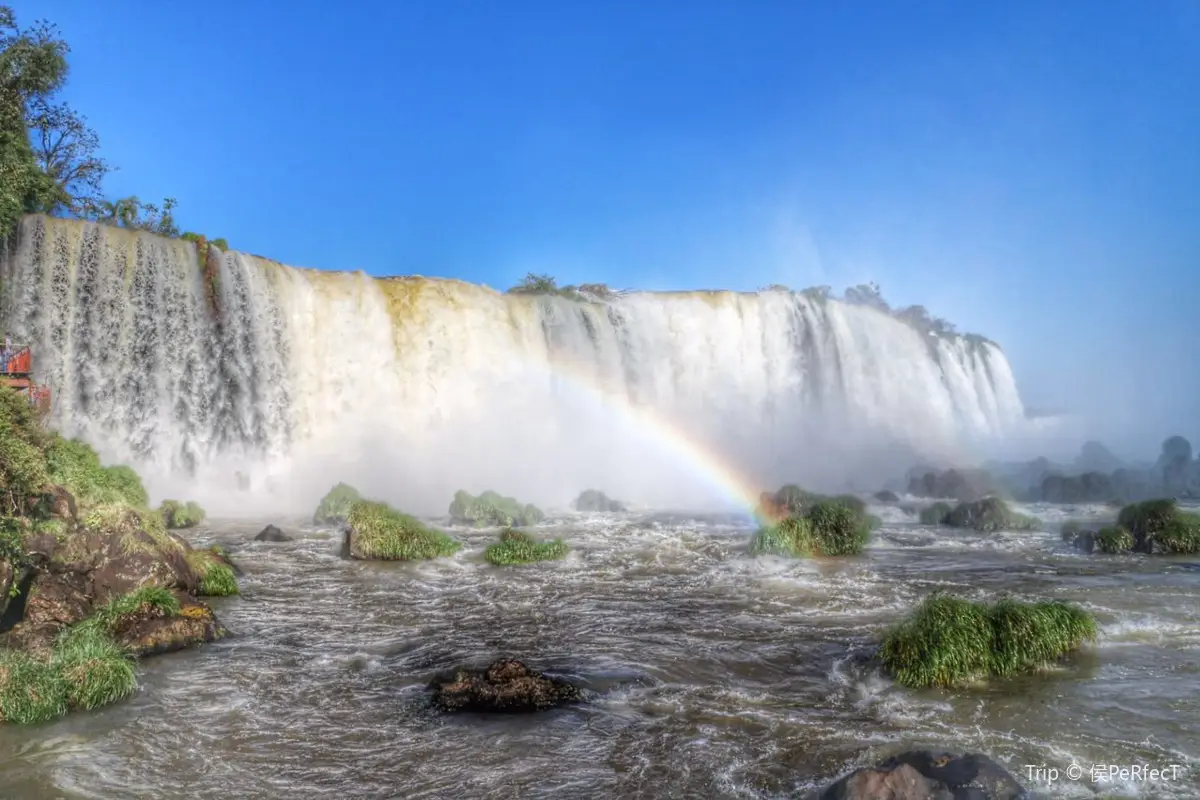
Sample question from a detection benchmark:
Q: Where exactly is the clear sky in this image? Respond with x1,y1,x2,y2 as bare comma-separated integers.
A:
27,0,1200,456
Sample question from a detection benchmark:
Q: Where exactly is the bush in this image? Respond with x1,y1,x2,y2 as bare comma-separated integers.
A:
347,500,461,561
919,502,952,525
879,593,1097,688
1094,526,1134,554
313,482,362,526
52,627,137,711
0,649,68,724
749,498,872,557
0,387,50,516
484,529,569,565
159,499,205,529
940,497,1039,532
1116,498,1200,554
44,437,148,509
572,489,627,513
448,490,544,527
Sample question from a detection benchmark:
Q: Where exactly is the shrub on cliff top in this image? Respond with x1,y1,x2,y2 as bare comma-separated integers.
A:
45,436,147,509
484,528,569,566
449,490,544,528
347,500,461,561
313,482,361,526
879,593,1097,689
750,498,872,557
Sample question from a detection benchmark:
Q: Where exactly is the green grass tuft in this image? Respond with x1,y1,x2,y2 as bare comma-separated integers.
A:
0,650,68,725
484,528,569,565
1114,499,1200,554
749,498,872,558
448,490,545,527
1094,526,1134,554
185,549,239,596
348,500,461,561
879,593,1097,689
313,482,362,525
45,437,148,509
51,627,137,711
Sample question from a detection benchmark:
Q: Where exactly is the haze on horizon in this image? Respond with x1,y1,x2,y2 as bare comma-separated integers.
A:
28,0,1200,462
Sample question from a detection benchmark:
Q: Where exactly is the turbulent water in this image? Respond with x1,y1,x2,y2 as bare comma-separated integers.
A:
0,216,1031,516
1,503,1197,799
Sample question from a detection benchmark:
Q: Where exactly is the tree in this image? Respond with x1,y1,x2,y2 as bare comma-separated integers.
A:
843,282,890,312
88,195,180,236
27,97,110,215
507,273,560,294
0,5,70,235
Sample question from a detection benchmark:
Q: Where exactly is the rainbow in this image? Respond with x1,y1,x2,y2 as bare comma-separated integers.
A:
517,355,781,524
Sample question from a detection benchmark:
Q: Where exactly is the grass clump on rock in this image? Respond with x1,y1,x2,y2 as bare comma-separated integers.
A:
346,500,461,561
313,482,362,526
44,436,149,509
449,490,544,528
186,548,239,596
750,498,872,557
1116,498,1200,554
159,500,205,529
879,593,1097,689
921,497,1038,532
484,529,569,566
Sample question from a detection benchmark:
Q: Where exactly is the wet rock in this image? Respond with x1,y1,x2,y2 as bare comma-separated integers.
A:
111,593,227,657
255,524,292,542
430,658,584,713
873,490,901,503
818,751,1029,800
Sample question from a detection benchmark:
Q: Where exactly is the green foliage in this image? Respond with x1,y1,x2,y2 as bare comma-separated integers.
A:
313,482,361,526
0,386,50,515
484,528,569,566
448,489,545,527
45,436,147,508
1155,514,1200,555
1094,526,1134,554
65,586,180,644
187,549,239,596
159,499,205,529
750,498,872,558
1114,498,1200,554
347,500,461,561
0,517,26,592
939,497,1039,532
918,500,952,525
879,593,1097,689
0,648,67,724
51,626,136,710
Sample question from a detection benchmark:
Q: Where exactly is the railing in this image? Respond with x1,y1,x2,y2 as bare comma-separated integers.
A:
0,345,31,375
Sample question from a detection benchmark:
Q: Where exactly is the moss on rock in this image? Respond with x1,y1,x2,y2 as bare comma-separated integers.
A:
1095,526,1134,554
922,497,1038,532
186,548,239,596
879,593,1097,689
313,482,362,527
448,490,545,527
484,529,569,565
346,500,461,561
749,498,872,557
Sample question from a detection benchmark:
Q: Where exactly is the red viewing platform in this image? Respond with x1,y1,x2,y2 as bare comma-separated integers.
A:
1,344,52,411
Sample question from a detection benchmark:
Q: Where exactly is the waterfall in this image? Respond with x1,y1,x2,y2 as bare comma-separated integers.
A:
0,216,1030,514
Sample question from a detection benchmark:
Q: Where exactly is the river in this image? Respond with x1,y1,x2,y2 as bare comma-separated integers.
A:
1,502,1197,799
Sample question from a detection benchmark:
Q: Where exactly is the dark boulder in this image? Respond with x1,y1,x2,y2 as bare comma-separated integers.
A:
254,524,292,542
873,490,900,503
818,751,1029,800
430,658,584,713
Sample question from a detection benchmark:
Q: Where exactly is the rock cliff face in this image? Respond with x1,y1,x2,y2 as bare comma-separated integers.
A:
1,214,1031,514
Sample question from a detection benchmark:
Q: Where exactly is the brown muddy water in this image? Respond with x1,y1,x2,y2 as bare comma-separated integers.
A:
0,502,1197,799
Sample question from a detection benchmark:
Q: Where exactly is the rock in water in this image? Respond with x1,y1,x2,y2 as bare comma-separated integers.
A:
873,490,900,503
430,659,584,713
255,524,292,542
818,751,1029,800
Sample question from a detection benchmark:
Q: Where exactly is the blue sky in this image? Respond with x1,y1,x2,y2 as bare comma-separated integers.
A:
29,0,1200,454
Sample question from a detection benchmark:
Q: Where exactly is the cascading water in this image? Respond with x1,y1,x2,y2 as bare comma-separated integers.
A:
0,215,1029,514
